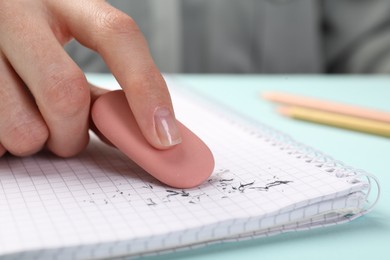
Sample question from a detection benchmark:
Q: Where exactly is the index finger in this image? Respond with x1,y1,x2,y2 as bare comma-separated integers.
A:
52,1,182,149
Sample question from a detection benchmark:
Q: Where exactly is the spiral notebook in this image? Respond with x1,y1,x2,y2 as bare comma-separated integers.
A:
0,78,380,259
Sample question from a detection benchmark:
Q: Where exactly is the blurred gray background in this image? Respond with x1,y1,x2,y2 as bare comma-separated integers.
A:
66,0,390,74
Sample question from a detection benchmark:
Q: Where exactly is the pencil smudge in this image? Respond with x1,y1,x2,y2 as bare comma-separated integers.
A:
250,180,292,191
238,181,255,192
146,198,157,206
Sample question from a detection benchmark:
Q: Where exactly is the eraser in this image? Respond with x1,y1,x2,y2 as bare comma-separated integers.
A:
91,90,214,188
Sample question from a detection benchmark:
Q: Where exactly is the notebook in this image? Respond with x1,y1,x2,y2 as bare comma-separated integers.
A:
0,77,380,259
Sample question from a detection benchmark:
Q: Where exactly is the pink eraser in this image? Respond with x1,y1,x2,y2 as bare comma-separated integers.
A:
91,90,214,188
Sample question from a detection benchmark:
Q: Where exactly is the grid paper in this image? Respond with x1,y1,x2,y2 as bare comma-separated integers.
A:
0,82,369,259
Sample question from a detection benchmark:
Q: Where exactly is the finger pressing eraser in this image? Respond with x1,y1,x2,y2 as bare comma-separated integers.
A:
91,90,214,188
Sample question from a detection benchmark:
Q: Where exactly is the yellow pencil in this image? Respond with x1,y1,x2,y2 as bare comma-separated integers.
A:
278,106,390,138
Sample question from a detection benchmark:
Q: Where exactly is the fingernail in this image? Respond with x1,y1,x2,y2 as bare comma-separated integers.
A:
154,107,182,147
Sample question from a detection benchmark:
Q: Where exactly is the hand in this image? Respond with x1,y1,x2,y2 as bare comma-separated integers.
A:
0,0,181,158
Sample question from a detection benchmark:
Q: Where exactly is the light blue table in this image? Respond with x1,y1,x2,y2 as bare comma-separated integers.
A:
88,74,389,260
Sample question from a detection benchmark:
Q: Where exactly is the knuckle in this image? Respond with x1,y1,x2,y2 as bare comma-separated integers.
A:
97,9,139,36
42,70,90,117
4,118,48,156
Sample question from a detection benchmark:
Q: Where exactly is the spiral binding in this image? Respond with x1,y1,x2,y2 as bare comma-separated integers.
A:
224,108,381,219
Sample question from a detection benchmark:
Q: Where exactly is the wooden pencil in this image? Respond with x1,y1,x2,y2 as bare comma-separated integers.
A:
278,106,390,138
263,91,390,124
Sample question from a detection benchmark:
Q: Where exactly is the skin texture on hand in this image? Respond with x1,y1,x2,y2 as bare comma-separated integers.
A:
0,0,181,158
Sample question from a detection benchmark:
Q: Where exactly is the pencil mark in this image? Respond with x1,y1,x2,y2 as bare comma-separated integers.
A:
143,184,153,189
267,180,292,188
250,180,292,191
186,193,207,204
146,198,157,206
238,181,255,192
166,190,180,197
166,190,190,197
80,167,292,207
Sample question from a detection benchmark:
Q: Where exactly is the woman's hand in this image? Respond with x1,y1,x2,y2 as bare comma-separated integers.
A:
0,0,181,158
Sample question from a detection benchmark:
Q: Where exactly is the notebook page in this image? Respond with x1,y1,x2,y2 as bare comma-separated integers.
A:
0,81,368,259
